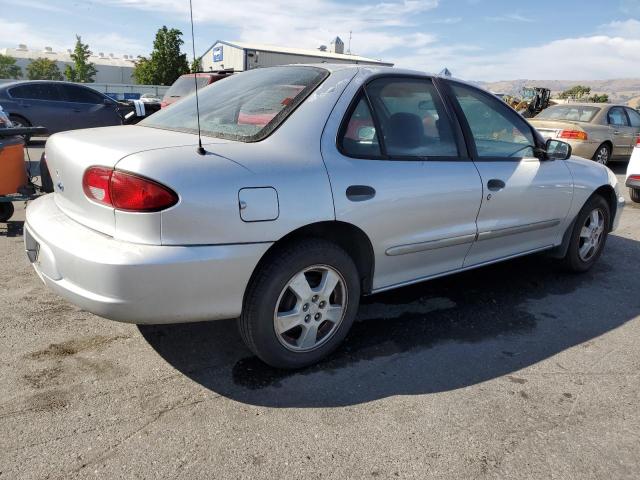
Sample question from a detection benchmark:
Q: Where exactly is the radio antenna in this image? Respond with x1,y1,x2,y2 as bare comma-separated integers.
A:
189,0,206,155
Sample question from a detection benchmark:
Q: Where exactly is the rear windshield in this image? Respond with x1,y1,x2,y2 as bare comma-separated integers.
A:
163,76,211,99
144,66,328,142
535,105,600,123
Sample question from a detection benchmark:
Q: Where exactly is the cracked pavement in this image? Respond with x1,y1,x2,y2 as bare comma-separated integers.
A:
1,145,639,479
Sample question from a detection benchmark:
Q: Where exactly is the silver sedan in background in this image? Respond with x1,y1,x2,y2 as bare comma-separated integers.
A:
25,65,624,369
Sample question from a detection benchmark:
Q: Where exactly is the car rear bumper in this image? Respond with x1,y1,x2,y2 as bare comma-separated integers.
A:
25,194,270,324
564,141,599,160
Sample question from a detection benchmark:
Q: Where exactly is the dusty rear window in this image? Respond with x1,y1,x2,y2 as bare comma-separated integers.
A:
143,66,328,142
163,76,211,99
535,105,600,123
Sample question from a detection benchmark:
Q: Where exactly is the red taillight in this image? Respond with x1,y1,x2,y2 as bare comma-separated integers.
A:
82,167,112,205
559,130,588,141
636,136,640,147
160,101,168,108
82,167,178,212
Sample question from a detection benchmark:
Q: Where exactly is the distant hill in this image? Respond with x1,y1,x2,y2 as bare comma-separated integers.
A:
479,79,640,105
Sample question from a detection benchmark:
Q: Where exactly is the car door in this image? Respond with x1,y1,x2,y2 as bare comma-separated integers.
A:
445,81,574,267
7,83,67,133
624,108,640,150
59,84,121,130
321,74,483,291
607,106,635,158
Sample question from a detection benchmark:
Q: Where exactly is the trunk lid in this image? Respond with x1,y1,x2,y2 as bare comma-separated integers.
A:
45,125,222,237
530,119,586,140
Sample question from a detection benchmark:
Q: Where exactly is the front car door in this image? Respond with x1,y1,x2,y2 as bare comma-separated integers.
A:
624,107,640,149
321,73,483,291
7,83,67,133
444,80,574,267
607,106,635,158
59,84,121,130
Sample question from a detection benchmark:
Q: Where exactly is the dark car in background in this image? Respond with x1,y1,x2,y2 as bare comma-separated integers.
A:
161,70,233,108
0,81,131,138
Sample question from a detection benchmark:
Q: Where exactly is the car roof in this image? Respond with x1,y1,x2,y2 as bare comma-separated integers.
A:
0,80,104,89
548,102,624,108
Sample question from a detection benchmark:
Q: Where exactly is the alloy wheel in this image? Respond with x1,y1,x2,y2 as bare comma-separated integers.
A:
273,265,348,352
578,208,605,261
595,146,609,165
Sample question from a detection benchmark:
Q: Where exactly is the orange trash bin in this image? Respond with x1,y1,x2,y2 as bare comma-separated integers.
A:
0,136,28,195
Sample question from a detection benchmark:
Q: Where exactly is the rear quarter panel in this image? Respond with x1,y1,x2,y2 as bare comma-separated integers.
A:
117,67,359,246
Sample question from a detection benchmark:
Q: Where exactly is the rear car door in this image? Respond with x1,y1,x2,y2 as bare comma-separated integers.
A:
445,81,574,267
59,84,121,130
7,83,67,133
607,106,635,158
321,74,483,290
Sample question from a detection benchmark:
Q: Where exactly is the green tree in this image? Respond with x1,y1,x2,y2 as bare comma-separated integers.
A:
559,85,591,100
133,26,189,85
190,57,202,73
64,35,97,83
26,57,63,80
0,54,22,79
588,93,609,103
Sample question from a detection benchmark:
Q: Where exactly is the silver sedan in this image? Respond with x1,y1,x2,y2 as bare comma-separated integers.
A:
25,65,625,368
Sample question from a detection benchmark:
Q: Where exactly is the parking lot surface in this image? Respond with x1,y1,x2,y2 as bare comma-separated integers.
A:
1,143,639,479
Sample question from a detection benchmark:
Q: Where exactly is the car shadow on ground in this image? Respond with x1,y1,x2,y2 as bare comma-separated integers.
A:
140,233,640,408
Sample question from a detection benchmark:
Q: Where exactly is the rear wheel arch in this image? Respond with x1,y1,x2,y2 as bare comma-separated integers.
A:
246,221,375,298
8,113,31,126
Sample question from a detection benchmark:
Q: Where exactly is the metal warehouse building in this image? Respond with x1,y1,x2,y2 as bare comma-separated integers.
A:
0,44,136,84
200,37,393,72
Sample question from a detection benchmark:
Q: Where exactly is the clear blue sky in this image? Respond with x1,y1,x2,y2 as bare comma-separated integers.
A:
1,0,639,81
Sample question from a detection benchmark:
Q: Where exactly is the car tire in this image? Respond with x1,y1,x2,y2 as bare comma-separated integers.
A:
8,115,32,143
631,187,640,204
0,202,15,222
561,195,610,273
239,239,361,369
592,143,611,166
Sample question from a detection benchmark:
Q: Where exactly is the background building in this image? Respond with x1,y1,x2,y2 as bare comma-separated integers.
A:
200,37,393,72
1,44,136,84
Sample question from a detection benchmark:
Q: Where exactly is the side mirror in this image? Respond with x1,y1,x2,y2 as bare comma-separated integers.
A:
545,139,572,160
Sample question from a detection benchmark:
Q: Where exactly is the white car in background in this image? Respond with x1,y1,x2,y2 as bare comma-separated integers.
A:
627,136,640,203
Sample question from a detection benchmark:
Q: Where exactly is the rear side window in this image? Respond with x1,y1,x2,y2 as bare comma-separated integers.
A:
9,84,62,101
340,77,458,159
340,95,382,157
451,83,535,158
61,85,105,104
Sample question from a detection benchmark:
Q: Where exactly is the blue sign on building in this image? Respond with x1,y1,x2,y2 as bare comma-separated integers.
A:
213,45,223,62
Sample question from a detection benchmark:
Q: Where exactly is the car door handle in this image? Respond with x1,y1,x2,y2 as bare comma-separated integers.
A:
487,179,506,191
346,185,376,202
73,109,82,113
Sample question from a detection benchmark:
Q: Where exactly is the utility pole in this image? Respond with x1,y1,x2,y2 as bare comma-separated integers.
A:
348,31,352,54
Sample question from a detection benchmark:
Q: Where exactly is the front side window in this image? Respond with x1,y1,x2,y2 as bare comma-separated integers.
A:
608,107,629,126
62,85,105,104
142,66,328,142
625,108,640,127
451,83,535,158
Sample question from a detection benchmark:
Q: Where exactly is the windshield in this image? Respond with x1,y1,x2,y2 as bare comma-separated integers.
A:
535,105,600,123
144,66,328,141
164,76,211,99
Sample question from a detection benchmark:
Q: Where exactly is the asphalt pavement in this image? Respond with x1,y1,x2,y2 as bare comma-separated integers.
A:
1,141,639,479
